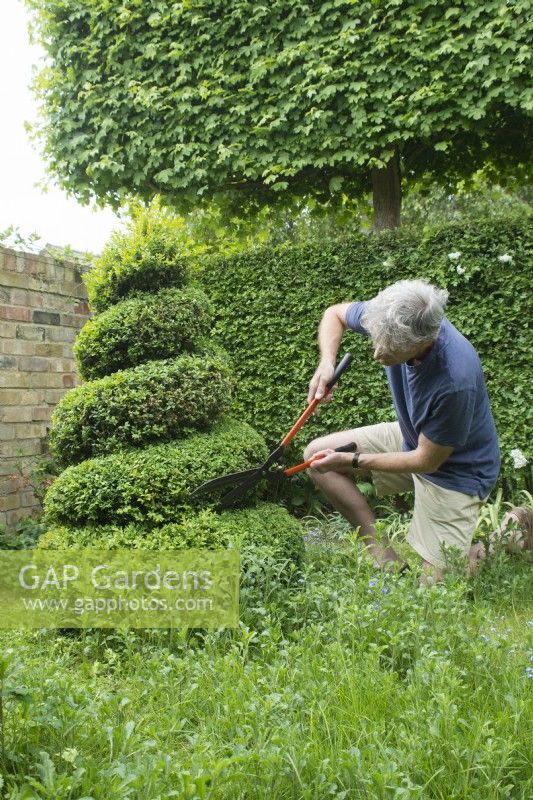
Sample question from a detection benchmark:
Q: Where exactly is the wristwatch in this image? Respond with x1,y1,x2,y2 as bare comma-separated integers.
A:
335,441,360,469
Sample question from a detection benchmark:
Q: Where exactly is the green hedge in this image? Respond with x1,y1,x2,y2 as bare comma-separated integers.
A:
44,418,268,528
49,354,233,467
74,287,213,380
37,503,305,574
84,215,189,312
198,215,532,485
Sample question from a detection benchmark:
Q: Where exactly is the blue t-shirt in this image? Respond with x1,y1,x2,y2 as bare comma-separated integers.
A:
345,302,500,498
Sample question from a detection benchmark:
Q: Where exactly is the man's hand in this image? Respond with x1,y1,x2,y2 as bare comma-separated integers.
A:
307,448,354,473
307,361,336,404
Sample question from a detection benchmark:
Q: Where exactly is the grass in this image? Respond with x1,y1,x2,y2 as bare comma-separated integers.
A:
0,506,531,799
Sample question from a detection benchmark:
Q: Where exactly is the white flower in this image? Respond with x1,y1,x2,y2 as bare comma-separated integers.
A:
498,254,513,263
61,748,79,764
456,265,466,275
510,448,528,469
448,251,461,260
382,259,394,268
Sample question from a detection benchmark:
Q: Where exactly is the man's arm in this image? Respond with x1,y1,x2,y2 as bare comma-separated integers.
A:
357,432,453,473
310,432,453,475
308,303,354,403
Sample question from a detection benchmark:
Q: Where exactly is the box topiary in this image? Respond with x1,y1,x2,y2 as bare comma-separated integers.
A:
38,502,305,573
44,204,305,590
49,353,233,467
74,286,214,380
44,418,269,529
84,214,190,313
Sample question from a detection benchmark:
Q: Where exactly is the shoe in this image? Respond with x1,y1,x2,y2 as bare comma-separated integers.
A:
491,506,533,553
377,560,411,576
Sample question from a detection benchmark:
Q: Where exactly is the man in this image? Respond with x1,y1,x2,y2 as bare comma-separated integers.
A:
304,279,500,580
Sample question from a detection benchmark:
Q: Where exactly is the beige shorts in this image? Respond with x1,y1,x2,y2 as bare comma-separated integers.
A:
355,421,481,569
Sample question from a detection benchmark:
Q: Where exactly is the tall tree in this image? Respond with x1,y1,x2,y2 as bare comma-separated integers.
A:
28,0,532,231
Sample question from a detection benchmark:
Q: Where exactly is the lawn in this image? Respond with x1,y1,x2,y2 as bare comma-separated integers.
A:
1,508,531,799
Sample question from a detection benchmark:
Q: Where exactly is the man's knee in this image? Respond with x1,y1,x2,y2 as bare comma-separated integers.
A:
303,438,323,462
303,431,352,462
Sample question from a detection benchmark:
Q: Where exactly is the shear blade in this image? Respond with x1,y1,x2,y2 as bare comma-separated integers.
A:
218,469,266,508
190,468,259,497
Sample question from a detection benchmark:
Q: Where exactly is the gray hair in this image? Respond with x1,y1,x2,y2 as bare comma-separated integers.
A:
361,279,449,351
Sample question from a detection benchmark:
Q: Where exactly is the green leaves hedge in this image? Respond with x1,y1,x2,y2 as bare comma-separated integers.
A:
30,0,532,211
198,215,532,485
84,211,190,312
44,418,268,528
74,286,213,380
49,354,233,467
37,503,305,574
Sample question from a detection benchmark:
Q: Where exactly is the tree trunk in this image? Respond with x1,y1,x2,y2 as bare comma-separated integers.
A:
371,150,401,232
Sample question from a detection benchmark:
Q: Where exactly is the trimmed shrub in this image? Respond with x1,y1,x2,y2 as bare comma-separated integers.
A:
37,503,305,573
44,418,268,528
74,286,214,380
45,204,307,596
49,354,233,467
198,215,532,484
84,213,190,312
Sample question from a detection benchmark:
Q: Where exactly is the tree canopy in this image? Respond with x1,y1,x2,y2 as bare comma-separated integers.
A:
28,0,532,228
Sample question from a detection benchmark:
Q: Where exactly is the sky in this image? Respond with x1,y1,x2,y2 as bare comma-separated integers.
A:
0,0,123,254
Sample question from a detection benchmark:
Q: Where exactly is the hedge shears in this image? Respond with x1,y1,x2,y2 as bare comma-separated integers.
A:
190,353,356,508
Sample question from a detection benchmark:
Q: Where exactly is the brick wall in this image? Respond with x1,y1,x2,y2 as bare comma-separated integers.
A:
0,245,92,529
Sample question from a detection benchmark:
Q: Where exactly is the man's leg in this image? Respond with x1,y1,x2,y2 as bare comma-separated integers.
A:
304,423,412,568
407,476,481,581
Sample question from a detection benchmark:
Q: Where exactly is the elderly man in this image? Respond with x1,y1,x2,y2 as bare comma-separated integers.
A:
305,279,500,580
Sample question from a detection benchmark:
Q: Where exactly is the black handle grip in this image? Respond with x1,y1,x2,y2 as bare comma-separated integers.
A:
334,441,358,453
326,352,353,390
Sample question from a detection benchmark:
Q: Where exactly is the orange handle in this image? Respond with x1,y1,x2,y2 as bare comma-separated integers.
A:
280,353,353,448
283,453,326,476
280,399,320,448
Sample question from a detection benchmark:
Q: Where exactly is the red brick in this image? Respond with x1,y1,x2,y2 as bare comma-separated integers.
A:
0,306,32,322
3,251,16,271
73,300,91,315
26,255,42,276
